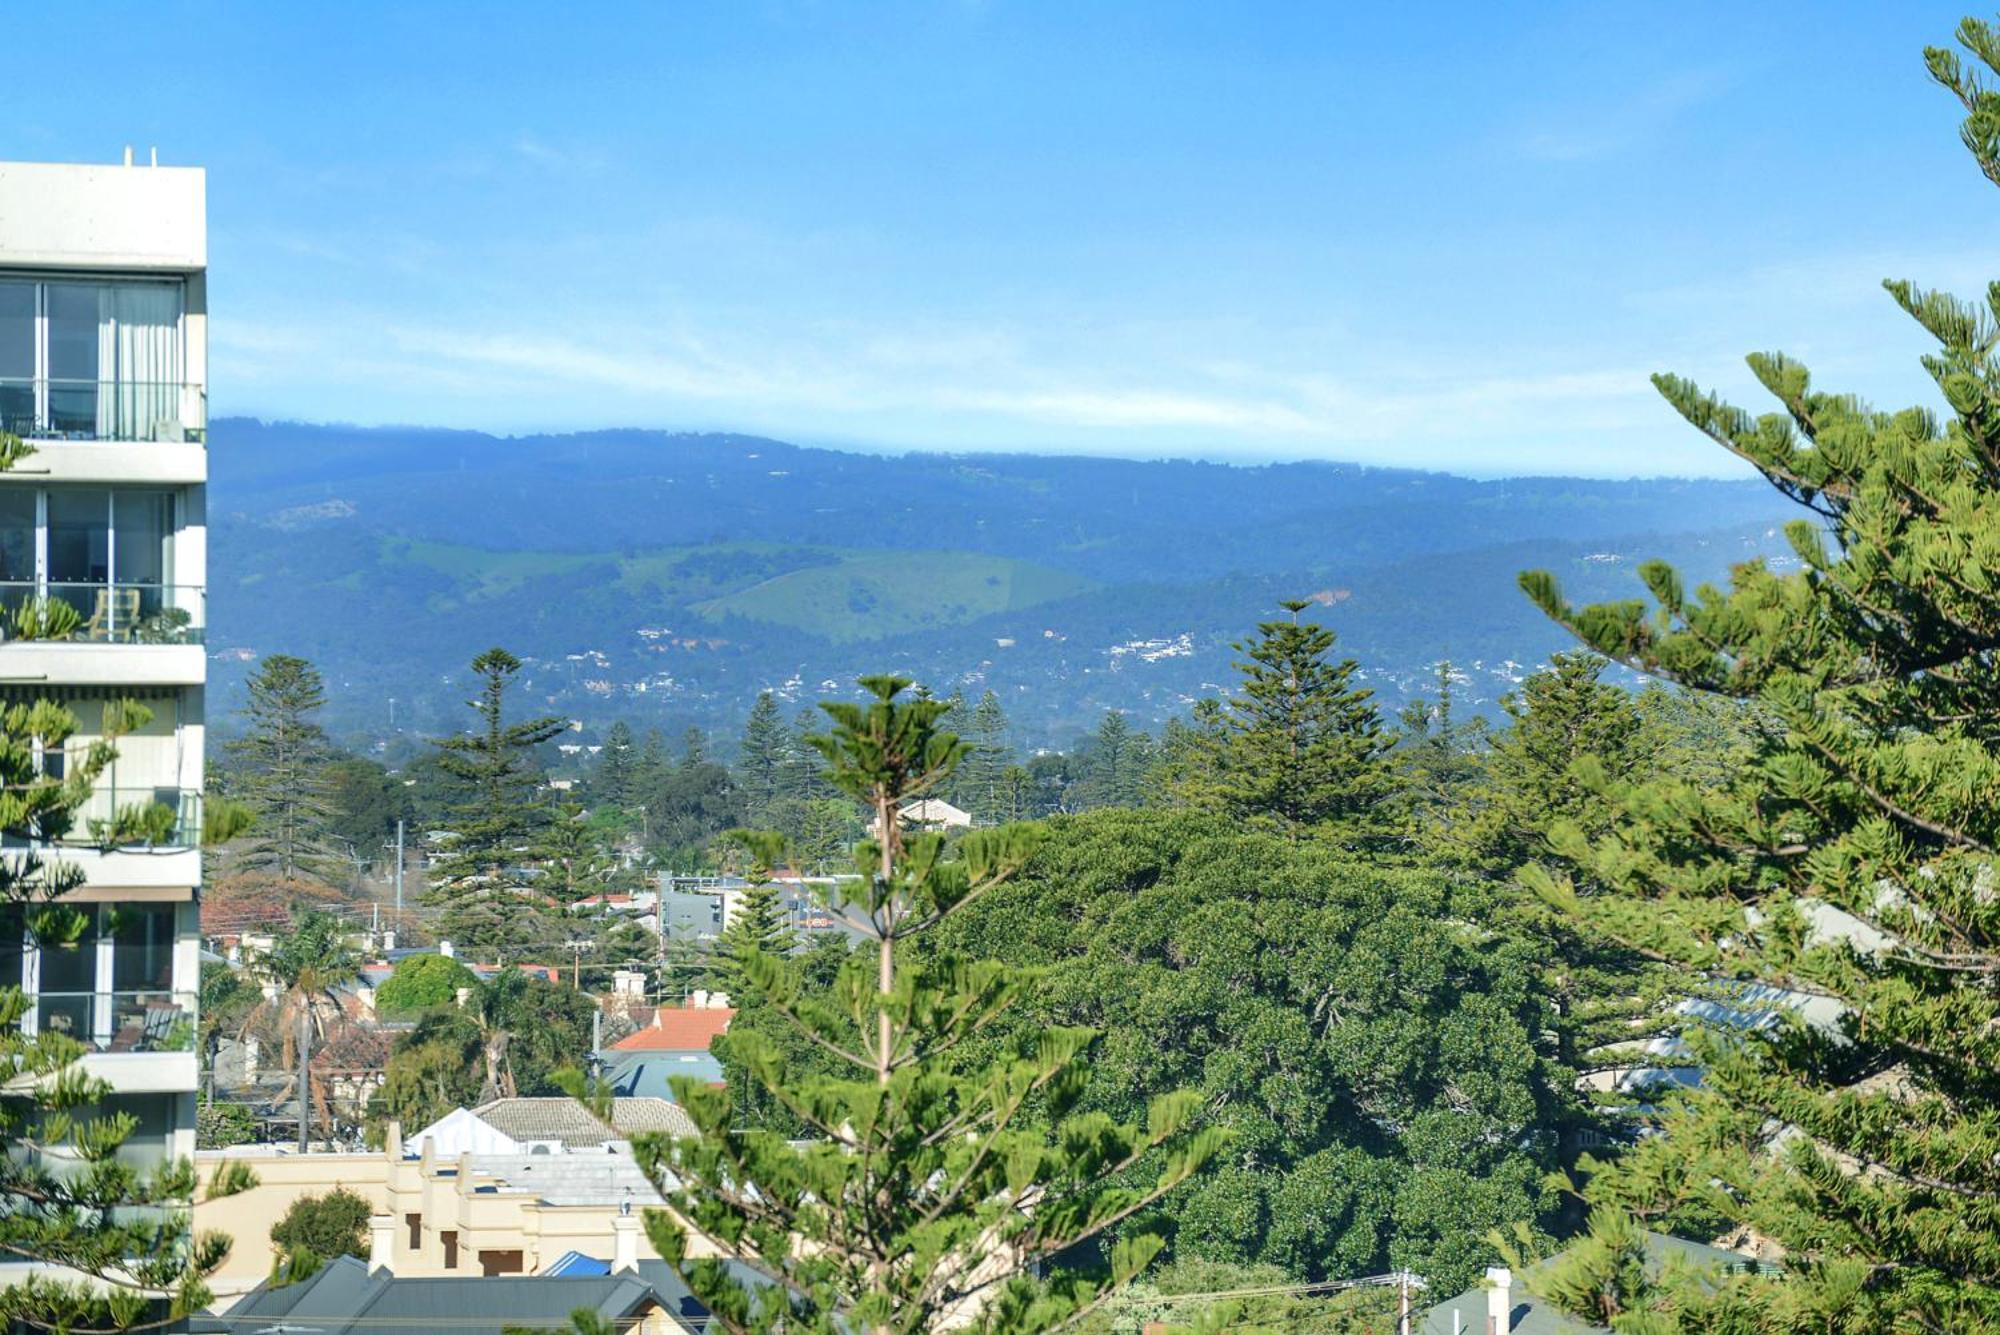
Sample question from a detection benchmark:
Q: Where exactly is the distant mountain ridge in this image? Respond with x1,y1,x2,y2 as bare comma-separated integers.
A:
206,419,1794,746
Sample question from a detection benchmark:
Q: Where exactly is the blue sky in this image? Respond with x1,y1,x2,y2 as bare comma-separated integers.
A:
11,2,1997,476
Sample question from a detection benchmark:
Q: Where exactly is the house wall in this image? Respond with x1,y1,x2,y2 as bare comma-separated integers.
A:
195,1141,719,1306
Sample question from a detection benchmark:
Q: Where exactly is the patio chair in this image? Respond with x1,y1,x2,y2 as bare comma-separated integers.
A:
83,587,141,642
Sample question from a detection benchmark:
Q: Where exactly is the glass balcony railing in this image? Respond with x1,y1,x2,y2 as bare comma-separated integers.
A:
30,990,195,1053
0,582,204,644
0,378,206,445
0,787,202,851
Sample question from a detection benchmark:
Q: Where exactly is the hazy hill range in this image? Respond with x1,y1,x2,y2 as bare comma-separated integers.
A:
206,419,1795,747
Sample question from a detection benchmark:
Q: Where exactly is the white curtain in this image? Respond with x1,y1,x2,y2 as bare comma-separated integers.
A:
95,285,183,441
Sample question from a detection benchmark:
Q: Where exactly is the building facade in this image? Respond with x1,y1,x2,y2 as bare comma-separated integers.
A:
0,157,208,1172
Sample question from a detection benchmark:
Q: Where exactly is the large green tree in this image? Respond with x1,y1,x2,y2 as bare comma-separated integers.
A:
622,677,1224,1335
932,808,1562,1294
949,690,1016,823
425,648,567,950
1217,601,1390,840
1512,19,2000,1329
226,654,341,883
738,692,788,822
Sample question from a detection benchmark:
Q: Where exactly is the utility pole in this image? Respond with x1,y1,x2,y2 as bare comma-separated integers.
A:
565,939,593,989
394,819,405,919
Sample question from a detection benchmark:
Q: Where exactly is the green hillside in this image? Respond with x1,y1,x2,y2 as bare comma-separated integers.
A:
693,550,1095,642
373,537,1091,643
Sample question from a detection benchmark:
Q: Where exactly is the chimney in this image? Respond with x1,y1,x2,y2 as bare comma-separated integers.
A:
368,1215,395,1274
1485,1266,1512,1334
610,1214,641,1274
384,1119,403,1161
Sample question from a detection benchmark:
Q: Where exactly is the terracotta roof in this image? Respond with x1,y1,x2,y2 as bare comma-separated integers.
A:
610,1006,736,1051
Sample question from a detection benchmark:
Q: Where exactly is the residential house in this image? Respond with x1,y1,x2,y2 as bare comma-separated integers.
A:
605,999,734,1099
196,1107,720,1305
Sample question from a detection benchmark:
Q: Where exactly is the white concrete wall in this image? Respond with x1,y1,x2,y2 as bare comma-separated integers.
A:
0,162,205,272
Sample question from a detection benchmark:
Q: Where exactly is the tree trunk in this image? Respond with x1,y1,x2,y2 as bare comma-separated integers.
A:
297,1005,312,1154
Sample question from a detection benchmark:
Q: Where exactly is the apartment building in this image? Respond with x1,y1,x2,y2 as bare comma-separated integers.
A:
0,156,208,1171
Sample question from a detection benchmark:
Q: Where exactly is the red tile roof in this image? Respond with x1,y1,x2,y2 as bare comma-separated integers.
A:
611,1006,737,1051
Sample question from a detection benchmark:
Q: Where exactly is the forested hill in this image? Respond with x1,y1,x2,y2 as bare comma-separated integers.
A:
206,418,1795,744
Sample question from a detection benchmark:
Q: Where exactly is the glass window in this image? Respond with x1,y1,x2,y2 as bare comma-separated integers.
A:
45,285,101,438
45,284,101,385
47,490,109,584
0,905,23,991
37,924,94,995
113,492,169,586
0,285,29,438
0,489,33,585
109,904,174,993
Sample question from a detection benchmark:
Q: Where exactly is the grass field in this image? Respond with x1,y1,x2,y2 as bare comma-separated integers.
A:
379,537,1094,642
692,550,1094,642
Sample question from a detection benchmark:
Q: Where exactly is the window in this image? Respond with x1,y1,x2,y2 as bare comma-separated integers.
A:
479,1250,524,1277
0,283,30,435
0,278,186,441
406,1212,422,1251
441,1230,459,1269
109,904,175,994
0,487,184,641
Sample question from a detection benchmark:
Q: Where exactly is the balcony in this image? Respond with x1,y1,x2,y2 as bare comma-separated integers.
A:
31,990,195,1053
0,582,203,645
0,379,204,445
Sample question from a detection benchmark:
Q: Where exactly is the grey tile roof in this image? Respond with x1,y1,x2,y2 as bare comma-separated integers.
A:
471,1095,697,1146
196,1256,680,1335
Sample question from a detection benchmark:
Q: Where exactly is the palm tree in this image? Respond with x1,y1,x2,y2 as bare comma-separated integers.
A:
240,908,361,1151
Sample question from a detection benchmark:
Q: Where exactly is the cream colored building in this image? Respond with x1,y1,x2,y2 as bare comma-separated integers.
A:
197,1109,719,1308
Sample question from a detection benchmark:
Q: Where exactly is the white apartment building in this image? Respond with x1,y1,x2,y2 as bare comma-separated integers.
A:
0,156,208,1171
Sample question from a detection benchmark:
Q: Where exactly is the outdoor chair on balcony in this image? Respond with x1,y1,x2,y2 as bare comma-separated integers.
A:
83,587,141,642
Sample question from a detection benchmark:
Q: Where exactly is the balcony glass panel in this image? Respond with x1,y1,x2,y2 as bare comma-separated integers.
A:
0,582,203,644
33,992,195,1053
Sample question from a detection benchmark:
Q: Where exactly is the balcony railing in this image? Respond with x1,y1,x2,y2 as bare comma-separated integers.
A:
0,787,202,851
0,582,204,644
30,990,195,1052
0,378,206,444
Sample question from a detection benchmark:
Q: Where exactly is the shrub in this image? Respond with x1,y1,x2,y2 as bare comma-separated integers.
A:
374,953,476,1016
270,1187,372,1261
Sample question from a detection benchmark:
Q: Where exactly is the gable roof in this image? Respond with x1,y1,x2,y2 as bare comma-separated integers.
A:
612,1006,736,1051
605,1050,726,1100
408,1105,525,1157
194,1255,680,1335
471,1096,697,1145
